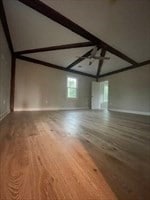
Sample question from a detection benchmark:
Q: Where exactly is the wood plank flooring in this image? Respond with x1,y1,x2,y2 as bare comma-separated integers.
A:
0,110,150,200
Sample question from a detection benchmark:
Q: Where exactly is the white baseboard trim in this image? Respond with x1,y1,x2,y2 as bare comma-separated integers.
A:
14,107,89,112
109,108,150,116
0,110,10,121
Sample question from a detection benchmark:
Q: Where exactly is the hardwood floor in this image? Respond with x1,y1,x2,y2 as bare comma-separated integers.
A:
0,110,150,200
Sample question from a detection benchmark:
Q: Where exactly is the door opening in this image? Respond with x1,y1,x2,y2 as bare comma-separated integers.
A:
100,81,109,110
91,81,109,110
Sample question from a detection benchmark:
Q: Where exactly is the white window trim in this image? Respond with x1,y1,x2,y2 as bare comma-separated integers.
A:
67,76,78,99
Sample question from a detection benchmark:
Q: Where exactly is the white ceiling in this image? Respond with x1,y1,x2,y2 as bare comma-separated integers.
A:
3,0,150,76
73,59,99,76
26,47,93,68
3,0,87,51
73,49,100,75
101,52,130,74
42,0,150,62
72,50,129,75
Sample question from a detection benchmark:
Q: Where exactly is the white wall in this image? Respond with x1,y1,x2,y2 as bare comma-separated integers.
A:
14,59,94,111
0,21,11,121
99,65,150,115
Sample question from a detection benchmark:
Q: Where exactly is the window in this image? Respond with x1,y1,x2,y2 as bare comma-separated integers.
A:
67,77,77,98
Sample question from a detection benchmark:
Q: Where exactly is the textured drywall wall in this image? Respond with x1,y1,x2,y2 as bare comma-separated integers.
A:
14,59,94,111
99,65,150,115
0,21,11,120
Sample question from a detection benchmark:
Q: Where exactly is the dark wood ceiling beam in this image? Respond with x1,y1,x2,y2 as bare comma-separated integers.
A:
104,44,137,65
67,46,101,69
99,60,150,78
67,48,94,69
96,49,106,81
0,0,13,53
16,55,96,78
10,55,16,112
15,42,95,55
17,0,101,44
17,0,137,65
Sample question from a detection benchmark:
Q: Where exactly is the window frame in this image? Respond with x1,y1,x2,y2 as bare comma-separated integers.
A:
67,76,78,99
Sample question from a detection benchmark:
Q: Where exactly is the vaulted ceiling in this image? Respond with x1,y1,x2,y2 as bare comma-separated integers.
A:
2,0,150,78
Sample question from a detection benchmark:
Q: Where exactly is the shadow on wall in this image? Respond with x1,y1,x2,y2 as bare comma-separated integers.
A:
21,84,42,110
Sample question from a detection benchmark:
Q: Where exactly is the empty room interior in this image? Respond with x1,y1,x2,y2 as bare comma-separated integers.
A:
0,0,150,200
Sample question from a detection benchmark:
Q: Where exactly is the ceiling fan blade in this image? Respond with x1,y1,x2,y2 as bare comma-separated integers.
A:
91,46,98,57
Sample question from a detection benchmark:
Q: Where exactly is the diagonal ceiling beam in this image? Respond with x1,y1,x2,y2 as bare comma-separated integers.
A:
17,0,137,65
15,42,95,55
99,60,150,78
67,46,101,69
16,55,96,78
10,55,16,112
67,48,95,69
17,0,101,44
0,0,13,53
96,49,106,81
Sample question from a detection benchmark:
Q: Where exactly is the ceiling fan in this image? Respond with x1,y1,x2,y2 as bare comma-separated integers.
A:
77,46,110,66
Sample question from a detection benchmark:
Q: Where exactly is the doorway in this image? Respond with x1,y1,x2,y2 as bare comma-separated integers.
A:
100,81,109,110
91,81,109,110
